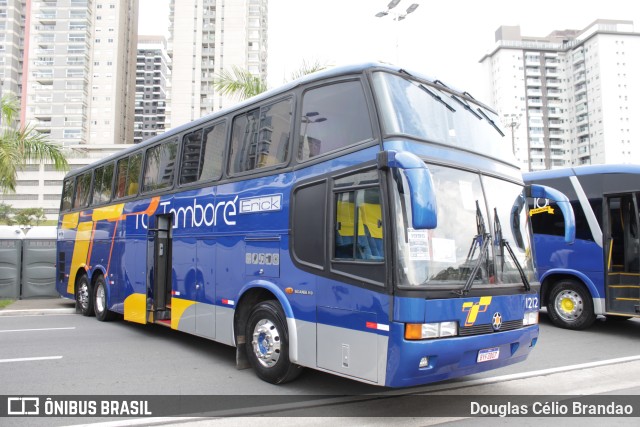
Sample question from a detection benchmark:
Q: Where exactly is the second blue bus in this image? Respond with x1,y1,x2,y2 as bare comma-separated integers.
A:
525,164,640,329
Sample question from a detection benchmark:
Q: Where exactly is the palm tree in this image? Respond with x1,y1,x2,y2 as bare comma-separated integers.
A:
0,94,68,192
212,66,269,101
287,59,327,81
213,60,328,102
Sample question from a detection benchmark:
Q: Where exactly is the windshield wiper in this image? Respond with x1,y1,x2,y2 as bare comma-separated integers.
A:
399,70,456,112
433,80,482,120
462,90,506,137
452,200,490,296
493,207,531,292
476,108,505,137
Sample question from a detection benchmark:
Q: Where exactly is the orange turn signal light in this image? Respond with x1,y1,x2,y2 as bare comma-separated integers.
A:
405,324,423,340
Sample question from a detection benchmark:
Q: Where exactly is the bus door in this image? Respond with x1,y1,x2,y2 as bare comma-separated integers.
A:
604,193,640,315
316,179,386,384
148,214,173,323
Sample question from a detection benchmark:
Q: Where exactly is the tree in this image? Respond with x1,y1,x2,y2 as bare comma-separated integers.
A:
0,203,15,225
287,59,327,81
212,66,269,101
0,94,68,192
2,207,46,227
213,60,328,101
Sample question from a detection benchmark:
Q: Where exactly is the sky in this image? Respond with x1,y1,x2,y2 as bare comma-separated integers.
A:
139,0,640,101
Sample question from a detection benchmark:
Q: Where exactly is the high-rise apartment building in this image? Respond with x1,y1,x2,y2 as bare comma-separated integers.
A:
168,0,268,127
0,0,138,219
0,0,23,98
22,0,137,146
480,20,640,171
134,35,169,144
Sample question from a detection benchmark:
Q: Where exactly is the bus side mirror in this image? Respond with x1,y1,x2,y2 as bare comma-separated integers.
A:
526,184,576,244
378,150,437,230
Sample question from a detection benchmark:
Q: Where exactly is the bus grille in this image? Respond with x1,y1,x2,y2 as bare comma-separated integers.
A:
459,319,523,336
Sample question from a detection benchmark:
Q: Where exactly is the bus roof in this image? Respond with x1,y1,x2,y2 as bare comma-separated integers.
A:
524,164,640,181
63,62,478,178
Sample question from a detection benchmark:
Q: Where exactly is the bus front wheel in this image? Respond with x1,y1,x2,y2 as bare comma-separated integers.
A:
76,274,94,317
245,300,302,384
547,280,596,330
94,275,115,322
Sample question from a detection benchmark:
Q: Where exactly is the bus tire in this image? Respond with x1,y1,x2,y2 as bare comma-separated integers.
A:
245,300,302,384
547,280,596,330
94,275,115,322
76,273,94,317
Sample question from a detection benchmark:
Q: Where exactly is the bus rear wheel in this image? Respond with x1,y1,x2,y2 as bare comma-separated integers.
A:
547,280,596,330
245,300,302,384
76,274,94,317
94,275,115,322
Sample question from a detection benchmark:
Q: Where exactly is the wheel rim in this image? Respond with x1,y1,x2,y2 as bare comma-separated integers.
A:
251,319,281,368
555,289,583,322
95,284,105,314
77,280,89,311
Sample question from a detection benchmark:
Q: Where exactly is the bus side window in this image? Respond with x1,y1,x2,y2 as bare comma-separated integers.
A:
298,80,373,161
91,162,114,206
61,178,74,212
179,123,225,185
229,98,292,174
73,171,92,209
333,170,384,262
199,123,225,181
127,153,142,196
180,130,204,185
334,188,384,261
115,157,129,199
143,139,178,193
115,153,142,199
92,167,104,206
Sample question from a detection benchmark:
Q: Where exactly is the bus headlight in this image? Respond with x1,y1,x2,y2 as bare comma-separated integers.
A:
405,321,458,340
523,311,539,326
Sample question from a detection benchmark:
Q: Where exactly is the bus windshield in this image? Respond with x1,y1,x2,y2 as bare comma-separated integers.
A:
393,164,535,290
371,71,515,165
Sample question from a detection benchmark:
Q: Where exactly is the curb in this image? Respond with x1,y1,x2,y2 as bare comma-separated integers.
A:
0,308,76,317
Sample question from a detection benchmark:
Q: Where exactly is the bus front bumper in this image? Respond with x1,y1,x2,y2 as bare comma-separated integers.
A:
385,324,538,388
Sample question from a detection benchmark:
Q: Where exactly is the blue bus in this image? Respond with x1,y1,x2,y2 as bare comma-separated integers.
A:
525,165,640,330
57,63,574,387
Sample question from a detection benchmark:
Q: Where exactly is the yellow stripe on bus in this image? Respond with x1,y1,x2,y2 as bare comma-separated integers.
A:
124,293,147,324
66,221,94,294
92,203,125,222
61,212,79,230
171,297,196,330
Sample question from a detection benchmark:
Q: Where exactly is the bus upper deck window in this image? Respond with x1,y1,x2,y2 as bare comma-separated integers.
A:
73,171,92,209
61,179,74,212
298,80,373,161
180,123,225,185
229,99,292,174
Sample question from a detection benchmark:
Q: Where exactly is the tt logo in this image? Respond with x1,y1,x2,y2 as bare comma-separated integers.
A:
462,296,493,327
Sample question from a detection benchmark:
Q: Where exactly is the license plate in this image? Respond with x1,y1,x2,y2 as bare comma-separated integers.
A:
477,347,500,363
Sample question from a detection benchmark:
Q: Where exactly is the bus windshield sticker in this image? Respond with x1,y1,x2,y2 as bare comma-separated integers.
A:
408,229,430,260
459,180,474,211
431,238,456,263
